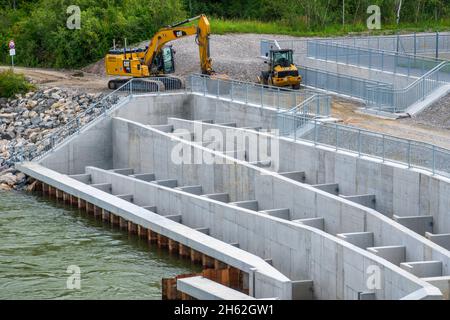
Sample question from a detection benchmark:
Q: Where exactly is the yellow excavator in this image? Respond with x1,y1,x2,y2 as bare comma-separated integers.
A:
258,49,302,89
105,14,214,90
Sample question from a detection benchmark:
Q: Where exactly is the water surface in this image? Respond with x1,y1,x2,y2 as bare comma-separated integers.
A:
0,191,199,299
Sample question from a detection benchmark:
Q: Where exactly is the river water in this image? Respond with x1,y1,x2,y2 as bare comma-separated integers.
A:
0,191,200,299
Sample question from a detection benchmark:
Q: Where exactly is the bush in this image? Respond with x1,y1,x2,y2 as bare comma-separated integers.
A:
0,70,35,98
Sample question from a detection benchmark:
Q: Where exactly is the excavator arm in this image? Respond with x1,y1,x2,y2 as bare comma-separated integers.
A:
143,14,214,75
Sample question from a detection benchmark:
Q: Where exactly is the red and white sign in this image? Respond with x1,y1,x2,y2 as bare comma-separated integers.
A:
8,40,15,49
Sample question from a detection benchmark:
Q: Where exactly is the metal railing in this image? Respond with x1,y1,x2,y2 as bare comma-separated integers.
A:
188,74,331,116
306,40,444,77
366,61,450,112
298,66,394,101
264,32,450,59
276,113,450,178
7,78,157,164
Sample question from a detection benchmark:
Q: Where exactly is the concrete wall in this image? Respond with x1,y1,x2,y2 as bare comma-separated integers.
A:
111,117,450,275
112,93,190,125
85,166,439,300
39,117,113,175
166,117,450,235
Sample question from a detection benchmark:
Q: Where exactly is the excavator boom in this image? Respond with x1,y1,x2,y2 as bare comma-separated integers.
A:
105,14,214,90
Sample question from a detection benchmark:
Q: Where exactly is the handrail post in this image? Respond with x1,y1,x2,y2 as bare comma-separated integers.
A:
277,88,280,110
335,123,338,151
217,79,220,98
436,31,439,59
314,120,318,145
358,129,361,157
230,81,234,101
203,76,207,96
408,140,412,168
382,134,385,162
260,85,263,107
245,83,249,104
432,145,436,175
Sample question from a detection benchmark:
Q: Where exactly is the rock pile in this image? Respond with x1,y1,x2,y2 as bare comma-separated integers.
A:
0,87,119,190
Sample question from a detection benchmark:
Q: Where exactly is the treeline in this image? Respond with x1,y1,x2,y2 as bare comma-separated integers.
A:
1,0,449,69
185,0,450,28
0,0,184,68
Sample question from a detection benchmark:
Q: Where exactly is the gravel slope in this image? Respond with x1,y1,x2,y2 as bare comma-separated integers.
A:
84,33,300,82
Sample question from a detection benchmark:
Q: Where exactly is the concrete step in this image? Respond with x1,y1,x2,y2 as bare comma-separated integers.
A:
69,173,91,184
171,131,194,141
201,193,230,203
292,217,324,231
230,200,259,211
165,214,182,223
114,193,133,203
292,280,314,300
420,276,450,300
223,149,246,160
195,227,210,235
90,183,112,193
129,173,156,182
366,245,406,266
175,185,203,195
278,171,306,183
393,215,433,236
400,261,443,278
425,232,450,250
149,124,173,133
340,194,376,209
337,231,374,249
110,168,134,175
259,208,290,220
240,126,262,131
312,183,339,195
142,205,157,213
248,160,271,168
152,179,178,188
194,119,214,124
216,122,237,127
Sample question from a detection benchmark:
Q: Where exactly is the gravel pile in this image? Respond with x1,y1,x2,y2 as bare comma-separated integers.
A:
403,93,450,129
0,88,118,190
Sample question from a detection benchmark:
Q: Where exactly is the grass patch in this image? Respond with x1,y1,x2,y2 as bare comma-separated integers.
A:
0,70,35,98
210,18,450,37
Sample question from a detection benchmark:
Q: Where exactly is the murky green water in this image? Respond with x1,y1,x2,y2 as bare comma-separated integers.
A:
0,191,200,299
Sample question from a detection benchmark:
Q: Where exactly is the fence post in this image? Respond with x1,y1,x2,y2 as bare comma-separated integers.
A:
432,145,436,175
314,120,318,145
260,85,263,107
203,76,207,96
217,79,220,98
358,129,361,157
382,134,385,162
408,140,412,168
414,33,417,56
230,81,234,101
277,88,280,110
130,80,133,96
335,123,338,151
245,83,249,104
436,32,439,59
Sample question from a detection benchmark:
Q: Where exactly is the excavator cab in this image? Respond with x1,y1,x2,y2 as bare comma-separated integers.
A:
259,49,302,89
153,46,175,74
